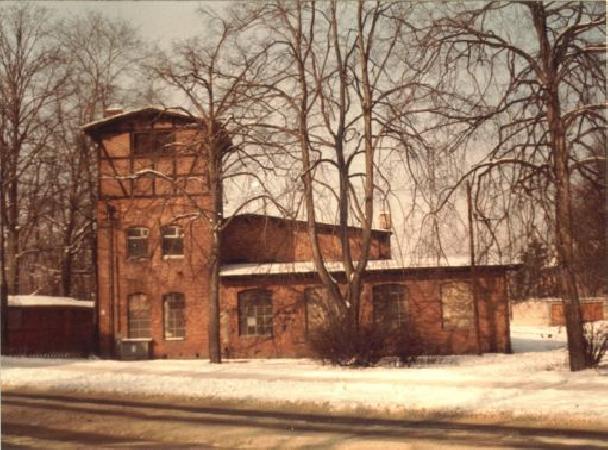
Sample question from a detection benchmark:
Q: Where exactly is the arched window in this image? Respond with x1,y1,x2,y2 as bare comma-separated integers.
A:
161,225,184,257
238,289,272,336
373,284,408,329
127,227,149,258
128,293,151,339
164,292,185,339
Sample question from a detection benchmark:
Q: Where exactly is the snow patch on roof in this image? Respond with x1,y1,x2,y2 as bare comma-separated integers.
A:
9,295,94,308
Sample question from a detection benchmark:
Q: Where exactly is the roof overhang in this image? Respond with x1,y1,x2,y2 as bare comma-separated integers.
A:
82,107,200,134
220,259,521,278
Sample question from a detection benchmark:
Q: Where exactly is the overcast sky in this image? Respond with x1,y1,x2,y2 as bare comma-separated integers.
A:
45,1,212,43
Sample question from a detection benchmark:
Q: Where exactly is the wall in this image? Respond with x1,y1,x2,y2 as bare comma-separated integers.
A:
219,267,510,358
511,297,607,326
6,306,94,356
221,215,391,264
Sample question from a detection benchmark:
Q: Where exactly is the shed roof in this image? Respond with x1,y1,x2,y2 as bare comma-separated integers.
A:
220,257,520,278
8,295,95,308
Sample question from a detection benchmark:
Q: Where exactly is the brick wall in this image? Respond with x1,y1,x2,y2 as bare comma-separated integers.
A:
219,268,510,358
221,215,391,264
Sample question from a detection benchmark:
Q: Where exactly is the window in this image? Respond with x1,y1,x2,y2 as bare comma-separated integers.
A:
162,226,184,257
373,284,408,329
133,131,175,155
127,227,149,258
238,289,272,336
304,288,329,336
441,282,474,329
164,292,185,339
127,293,151,339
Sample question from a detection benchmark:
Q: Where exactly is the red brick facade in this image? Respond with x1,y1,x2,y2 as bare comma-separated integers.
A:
84,108,513,359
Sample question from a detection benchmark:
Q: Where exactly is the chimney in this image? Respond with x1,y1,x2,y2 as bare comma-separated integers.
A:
103,107,123,118
378,211,391,230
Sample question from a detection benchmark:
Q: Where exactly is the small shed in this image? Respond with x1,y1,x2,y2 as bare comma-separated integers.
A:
6,296,95,356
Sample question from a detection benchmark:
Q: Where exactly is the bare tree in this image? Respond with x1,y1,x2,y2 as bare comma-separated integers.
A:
251,0,424,334
146,6,286,363
429,1,606,370
0,4,68,349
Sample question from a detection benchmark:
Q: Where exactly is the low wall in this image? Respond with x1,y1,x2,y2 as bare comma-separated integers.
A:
511,297,607,327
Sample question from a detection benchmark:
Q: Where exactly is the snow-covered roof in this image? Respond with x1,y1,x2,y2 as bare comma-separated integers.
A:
220,257,518,278
82,106,199,132
8,295,94,308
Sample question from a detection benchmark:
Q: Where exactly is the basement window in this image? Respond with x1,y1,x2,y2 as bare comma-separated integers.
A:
127,227,149,258
133,131,175,155
441,282,474,329
128,293,151,339
373,284,408,330
161,226,184,257
164,292,185,339
238,289,273,336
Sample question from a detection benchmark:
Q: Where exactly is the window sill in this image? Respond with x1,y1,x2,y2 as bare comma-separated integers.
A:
165,337,185,341
127,256,150,262
163,255,184,260
122,338,153,342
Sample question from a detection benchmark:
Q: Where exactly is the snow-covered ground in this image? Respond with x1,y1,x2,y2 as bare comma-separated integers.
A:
2,325,607,424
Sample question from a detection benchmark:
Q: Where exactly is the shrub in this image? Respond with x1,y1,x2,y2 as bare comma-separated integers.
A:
584,322,608,368
308,316,422,367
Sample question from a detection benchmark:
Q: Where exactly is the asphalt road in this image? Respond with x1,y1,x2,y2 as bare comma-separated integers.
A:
2,390,608,449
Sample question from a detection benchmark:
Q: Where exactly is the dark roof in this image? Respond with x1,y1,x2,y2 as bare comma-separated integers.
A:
226,213,392,235
82,107,199,133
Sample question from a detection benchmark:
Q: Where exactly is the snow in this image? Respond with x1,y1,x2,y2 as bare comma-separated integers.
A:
8,295,94,308
2,325,606,422
220,257,515,277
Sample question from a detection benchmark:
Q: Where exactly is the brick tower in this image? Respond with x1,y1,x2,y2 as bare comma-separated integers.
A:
83,107,212,358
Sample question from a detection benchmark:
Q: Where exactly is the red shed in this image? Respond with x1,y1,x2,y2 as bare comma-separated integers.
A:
7,296,95,356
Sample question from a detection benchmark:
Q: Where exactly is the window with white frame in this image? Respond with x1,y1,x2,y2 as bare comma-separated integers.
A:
164,292,185,339
441,282,474,329
161,226,184,256
127,293,151,339
373,284,408,329
238,289,272,336
126,227,149,258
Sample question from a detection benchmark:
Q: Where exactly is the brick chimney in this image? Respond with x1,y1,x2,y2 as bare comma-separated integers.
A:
103,107,123,118
378,211,392,230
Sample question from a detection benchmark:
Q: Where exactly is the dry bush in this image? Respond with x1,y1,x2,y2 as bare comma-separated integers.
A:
308,317,423,367
584,322,608,368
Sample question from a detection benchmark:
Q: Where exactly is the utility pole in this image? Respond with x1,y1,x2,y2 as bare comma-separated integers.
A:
467,181,482,354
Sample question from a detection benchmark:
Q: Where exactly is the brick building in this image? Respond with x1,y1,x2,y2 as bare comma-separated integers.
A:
84,107,516,359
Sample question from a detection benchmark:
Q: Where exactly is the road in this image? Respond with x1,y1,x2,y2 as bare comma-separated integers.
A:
2,390,608,449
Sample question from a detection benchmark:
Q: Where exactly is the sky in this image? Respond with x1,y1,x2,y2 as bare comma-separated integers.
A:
44,1,226,43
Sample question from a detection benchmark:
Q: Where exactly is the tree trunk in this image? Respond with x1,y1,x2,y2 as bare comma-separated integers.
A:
0,183,9,353
6,178,20,294
529,2,587,371
207,142,222,364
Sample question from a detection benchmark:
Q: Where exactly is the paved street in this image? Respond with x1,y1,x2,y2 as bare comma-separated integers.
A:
2,389,608,449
